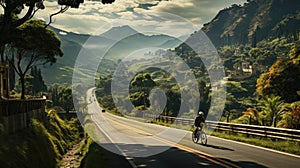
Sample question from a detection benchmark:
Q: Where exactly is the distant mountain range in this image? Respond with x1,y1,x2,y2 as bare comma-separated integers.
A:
201,0,300,46
42,25,182,84
99,25,138,40
42,0,300,84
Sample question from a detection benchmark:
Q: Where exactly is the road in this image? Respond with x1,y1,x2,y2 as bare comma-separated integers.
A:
83,88,300,168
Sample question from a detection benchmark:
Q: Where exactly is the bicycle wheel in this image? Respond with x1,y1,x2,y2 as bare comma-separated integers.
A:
199,131,207,145
192,132,199,143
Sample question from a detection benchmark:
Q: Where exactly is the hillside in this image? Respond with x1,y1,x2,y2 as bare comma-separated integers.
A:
201,0,300,46
0,109,83,167
42,26,181,85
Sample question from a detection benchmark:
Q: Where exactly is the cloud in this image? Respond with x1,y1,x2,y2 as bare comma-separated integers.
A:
14,0,246,35
33,1,110,34
148,0,246,26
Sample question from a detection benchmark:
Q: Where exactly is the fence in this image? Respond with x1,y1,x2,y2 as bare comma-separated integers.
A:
143,114,300,142
0,99,46,134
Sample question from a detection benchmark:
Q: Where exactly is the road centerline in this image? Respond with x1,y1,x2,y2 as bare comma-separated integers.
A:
103,114,241,168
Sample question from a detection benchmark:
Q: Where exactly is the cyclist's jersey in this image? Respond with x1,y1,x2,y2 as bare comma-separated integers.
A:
194,116,205,127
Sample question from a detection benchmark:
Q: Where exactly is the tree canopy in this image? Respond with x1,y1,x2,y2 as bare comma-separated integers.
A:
130,73,156,109
258,95,286,127
7,19,63,99
0,0,115,59
0,0,76,48
13,20,63,61
256,44,300,102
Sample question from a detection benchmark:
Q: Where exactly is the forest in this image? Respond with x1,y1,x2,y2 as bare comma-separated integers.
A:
95,34,300,129
95,0,300,129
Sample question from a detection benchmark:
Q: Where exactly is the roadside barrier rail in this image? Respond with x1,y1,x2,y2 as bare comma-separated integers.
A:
141,114,300,142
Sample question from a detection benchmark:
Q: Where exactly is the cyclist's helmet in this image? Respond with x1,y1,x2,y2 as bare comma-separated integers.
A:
198,111,204,116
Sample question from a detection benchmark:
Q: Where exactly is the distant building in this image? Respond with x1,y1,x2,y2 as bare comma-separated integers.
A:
241,62,253,74
227,61,267,80
0,63,10,98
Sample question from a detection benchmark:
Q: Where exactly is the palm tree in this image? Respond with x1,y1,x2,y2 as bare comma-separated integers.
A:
258,95,287,127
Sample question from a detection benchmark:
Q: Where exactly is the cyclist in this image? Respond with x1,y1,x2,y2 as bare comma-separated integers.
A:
193,111,205,136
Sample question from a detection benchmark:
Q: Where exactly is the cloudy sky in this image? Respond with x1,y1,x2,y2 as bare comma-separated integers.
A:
30,0,246,36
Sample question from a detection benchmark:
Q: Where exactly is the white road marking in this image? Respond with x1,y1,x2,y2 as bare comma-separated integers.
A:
211,136,300,159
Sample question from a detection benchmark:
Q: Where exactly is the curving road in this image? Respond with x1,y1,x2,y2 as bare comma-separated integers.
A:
84,88,300,168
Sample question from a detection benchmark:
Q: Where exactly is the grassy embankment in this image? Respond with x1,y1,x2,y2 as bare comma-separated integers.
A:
75,108,108,168
79,138,108,168
0,108,84,167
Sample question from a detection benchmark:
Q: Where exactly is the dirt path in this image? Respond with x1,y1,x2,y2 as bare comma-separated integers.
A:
60,139,86,168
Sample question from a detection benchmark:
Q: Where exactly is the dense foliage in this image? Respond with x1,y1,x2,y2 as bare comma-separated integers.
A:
0,109,83,167
48,84,74,113
5,19,63,99
95,33,300,129
202,0,300,47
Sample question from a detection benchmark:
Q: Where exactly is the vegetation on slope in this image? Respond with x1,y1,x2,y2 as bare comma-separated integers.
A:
202,0,300,46
0,109,83,168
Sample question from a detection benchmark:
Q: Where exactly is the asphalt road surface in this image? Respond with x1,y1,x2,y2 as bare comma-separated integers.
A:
83,88,300,168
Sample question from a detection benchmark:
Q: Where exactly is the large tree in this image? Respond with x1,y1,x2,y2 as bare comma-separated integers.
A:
256,43,300,102
0,0,115,61
130,73,156,109
7,20,63,99
0,0,76,59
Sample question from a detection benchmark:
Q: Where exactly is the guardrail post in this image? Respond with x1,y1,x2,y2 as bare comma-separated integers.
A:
227,114,229,123
249,116,252,125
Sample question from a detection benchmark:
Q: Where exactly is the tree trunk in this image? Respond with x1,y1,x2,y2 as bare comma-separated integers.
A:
20,74,25,99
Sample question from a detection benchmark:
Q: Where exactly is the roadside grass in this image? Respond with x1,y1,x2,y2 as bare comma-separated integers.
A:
0,108,84,168
210,131,300,155
124,115,300,156
79,138,108,168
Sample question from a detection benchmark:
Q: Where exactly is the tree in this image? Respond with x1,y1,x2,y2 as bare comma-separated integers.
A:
289,42,300,63
165,86,180,117
28,66,47,95
288,102,300,129
233,108,261,125
6,20,63,99
49,85,59,106
256,43,300,102
0,0,115,61
277,101,300,129
130,73,156,109
58,86,73,113
258,95,286,127
48,84,74,113
0,1,77,59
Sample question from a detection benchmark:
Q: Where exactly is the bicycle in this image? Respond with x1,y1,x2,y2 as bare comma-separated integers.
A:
192,126,207,145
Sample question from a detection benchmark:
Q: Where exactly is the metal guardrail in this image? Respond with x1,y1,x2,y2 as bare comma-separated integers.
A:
144,114,300,142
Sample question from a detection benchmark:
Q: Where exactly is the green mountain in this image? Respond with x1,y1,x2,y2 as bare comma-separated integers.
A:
42,26,181,84
170,0,300,116
40,27,116,84
105,33,182,60
201,0,300,46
